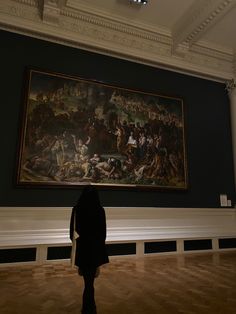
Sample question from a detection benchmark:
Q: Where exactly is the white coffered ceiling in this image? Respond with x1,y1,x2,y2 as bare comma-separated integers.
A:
0,0,235,82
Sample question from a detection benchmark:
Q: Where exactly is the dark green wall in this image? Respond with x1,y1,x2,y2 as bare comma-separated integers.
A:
0,30,235,207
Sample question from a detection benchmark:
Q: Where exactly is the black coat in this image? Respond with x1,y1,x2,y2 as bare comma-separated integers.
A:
70,204,109,269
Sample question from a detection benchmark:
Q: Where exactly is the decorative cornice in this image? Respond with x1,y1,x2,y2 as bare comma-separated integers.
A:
172,0,236,54
60,7,171,45
59,14,172,56
0,0,235,82
192,39,233,60
65,0,170,36
0,0,41,21
15,0,39,6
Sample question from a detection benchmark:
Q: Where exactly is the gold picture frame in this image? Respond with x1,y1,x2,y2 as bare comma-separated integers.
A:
16,68,188,190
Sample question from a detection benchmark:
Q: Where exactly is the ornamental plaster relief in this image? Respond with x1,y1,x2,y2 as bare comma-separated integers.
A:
0,0,40,21
60,14,172,58
15,0,38,7
0,0,235,81
60,7,171,46
172,0,236,50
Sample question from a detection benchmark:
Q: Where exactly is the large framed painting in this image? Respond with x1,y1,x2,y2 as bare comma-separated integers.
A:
16,68,188,189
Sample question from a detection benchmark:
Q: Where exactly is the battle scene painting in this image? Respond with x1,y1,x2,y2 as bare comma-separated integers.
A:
16,69,188,189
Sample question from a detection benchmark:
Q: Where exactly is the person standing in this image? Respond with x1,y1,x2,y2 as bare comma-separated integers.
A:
70,185,109,314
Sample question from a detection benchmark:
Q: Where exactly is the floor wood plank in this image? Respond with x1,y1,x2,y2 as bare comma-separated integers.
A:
0,251,236,313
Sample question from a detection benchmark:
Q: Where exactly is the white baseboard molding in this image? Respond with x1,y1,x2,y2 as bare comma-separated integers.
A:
1,225,235,247
0,206,235,247
0,206,235,265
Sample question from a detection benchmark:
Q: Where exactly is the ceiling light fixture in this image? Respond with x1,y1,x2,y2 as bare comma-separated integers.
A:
130,0,148,5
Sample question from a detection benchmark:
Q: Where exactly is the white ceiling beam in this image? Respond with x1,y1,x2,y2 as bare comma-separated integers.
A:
172,0,236,56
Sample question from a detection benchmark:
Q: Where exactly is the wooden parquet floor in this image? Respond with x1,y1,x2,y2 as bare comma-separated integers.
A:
0,251,236,314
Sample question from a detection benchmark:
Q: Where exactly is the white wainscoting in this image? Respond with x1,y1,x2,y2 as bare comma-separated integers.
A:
0,206,236,264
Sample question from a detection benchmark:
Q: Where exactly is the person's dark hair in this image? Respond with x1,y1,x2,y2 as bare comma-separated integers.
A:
76,185,101,209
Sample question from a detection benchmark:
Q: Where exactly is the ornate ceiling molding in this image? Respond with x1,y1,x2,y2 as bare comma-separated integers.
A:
172,0,236,54
0,0,235,82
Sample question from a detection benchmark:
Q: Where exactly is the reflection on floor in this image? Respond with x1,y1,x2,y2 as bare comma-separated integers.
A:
0,251,236,314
